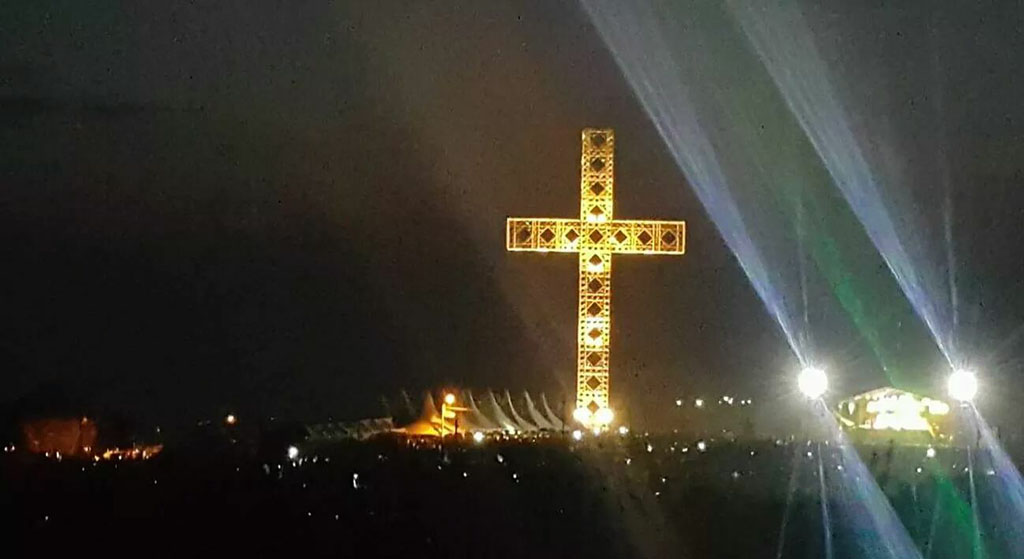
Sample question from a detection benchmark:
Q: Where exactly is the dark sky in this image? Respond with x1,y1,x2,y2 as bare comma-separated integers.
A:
3,1,1024,429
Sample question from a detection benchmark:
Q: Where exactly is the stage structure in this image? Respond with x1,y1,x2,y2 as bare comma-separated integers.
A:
507,128,686,429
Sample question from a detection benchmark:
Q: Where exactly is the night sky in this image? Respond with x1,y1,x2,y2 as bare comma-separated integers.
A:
3,2,1024,429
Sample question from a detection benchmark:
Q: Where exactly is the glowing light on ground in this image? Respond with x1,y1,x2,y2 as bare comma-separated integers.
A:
797,367,827,399
947,369,978,402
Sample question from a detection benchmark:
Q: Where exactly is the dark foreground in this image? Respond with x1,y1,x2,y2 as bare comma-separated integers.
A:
3,434,1019,558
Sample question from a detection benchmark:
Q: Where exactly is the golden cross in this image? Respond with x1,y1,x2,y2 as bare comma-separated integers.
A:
506,128,686,429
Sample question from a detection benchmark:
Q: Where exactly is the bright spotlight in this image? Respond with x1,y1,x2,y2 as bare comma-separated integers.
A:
593,407,614,426
948,369,978,402
224,414,237,425
443,393,456,406
472,431,485,444
617,425,629,436
797,367,828,399
572,407,592,424
571,429,583,441
926,447,936,459
287,445,299,460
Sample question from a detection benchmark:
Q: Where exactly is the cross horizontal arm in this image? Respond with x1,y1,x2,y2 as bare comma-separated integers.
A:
507,217,684,254
507,218,584,252
600,219,685,254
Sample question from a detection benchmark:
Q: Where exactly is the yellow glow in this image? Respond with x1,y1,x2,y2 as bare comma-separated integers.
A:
842,389,952,435
505,128,687,428
594,407,614,425
444,393,456,406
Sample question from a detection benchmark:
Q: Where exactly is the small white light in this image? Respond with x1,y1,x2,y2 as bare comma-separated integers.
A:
798,367,828,399
593,407,614,425
472,431,485,443
675,399,683,407
695,398,704,408
618,425,629,436
697,440,707,452
571,429,583,441
926,447,936,459
948,369,978,402
287,445,300,460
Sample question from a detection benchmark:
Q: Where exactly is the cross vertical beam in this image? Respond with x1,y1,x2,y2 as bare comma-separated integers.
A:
576,129,614,423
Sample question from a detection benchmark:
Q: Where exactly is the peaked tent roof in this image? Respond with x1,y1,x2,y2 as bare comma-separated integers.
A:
523,391,553,430
503,390,537,432
540,393,564,431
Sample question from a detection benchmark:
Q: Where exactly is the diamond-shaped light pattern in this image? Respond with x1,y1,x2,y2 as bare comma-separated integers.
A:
586,377,602,390
590,182,605,196
587,302,602,316
588,278,602,293
565,229,579,242
540,228,555,242
589,229,603,243
588,328,602,340
586,352,602,366
638,230,652,244
662,231,676,245
587,400,600,413
589,254,602,266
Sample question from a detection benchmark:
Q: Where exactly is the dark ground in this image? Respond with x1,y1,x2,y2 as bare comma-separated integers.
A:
4,432,1020,559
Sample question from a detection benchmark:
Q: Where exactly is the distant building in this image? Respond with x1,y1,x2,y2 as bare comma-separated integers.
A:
835,387,953,446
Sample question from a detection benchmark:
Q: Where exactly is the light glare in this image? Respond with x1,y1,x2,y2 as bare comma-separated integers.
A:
572,407,592,424
948,369,978,402
593,407,614,425
798,367,828,399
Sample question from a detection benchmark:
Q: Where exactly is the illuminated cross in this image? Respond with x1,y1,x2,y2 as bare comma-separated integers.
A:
506,128,686,429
